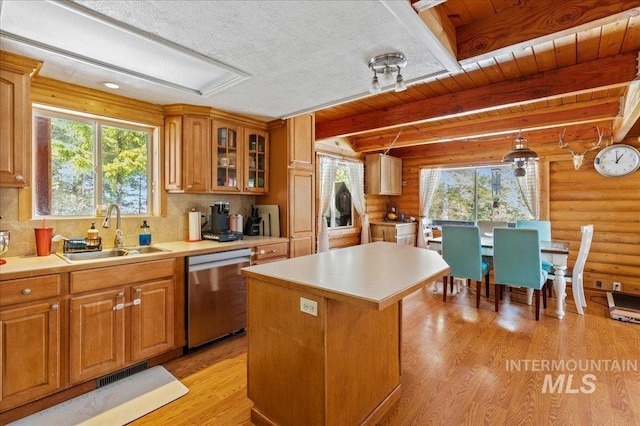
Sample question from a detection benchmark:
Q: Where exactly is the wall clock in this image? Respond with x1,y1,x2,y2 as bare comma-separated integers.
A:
593,144,640,177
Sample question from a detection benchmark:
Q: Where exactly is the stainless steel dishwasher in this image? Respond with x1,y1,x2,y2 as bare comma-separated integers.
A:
187,248,251,348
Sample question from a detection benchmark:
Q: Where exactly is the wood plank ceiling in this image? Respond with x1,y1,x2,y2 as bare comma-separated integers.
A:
314,0,640,153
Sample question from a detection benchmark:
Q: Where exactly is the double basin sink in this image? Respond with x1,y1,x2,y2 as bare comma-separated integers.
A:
59,246,169,262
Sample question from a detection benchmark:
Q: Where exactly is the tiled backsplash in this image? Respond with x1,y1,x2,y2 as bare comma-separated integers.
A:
0,188,256,257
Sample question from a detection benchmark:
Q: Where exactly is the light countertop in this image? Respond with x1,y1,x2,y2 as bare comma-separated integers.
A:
242,241,450,310
0,236,288,280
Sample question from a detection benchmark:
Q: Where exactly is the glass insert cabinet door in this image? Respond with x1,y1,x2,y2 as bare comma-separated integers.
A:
213,122,240,191
245,129,268,193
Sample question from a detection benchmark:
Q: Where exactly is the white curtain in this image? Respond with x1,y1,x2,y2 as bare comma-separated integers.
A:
346,160,369,244
417,167,441,248
317,155,338,252
517,161,539,219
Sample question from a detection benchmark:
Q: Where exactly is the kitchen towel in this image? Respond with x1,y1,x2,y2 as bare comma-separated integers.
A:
188,211,201,241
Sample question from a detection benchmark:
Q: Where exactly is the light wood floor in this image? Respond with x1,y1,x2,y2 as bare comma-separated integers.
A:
133,285,640,425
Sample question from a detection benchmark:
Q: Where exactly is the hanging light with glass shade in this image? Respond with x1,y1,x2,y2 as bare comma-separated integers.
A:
368,52,407,94
502,131,539,176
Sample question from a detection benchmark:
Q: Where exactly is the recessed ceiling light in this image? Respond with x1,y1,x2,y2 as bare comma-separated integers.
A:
103,82,119,89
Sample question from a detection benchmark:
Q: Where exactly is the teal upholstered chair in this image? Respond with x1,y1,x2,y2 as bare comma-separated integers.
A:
441,225,491,308
493,228,548,320
516,219,554,275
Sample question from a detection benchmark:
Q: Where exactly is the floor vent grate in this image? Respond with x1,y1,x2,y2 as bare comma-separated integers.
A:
96,361,149,388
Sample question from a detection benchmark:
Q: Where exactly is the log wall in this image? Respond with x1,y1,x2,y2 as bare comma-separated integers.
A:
367,132,640,295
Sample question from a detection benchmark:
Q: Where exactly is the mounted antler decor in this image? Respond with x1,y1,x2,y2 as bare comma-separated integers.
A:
559,127,604,170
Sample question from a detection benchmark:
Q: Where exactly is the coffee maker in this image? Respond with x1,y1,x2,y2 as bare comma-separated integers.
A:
201,201,243,241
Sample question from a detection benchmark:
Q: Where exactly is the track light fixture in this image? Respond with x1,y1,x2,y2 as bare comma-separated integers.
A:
368,52,407,94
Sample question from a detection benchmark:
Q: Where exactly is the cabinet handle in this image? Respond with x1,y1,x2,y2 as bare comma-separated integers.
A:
134,288,141,293
260,249,266,255
15,174,24,182
50,303,59,311
22,288,32,295
269,249,277,253
113,299,141,311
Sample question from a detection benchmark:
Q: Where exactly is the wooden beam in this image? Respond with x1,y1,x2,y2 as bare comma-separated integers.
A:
416,5,457,60
316,53,637,140
455,0,640,62
381,0,460,72
351,100,619,152
613,79,640,142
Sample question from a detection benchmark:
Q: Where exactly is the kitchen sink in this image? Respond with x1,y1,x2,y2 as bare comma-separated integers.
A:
60,246,170,262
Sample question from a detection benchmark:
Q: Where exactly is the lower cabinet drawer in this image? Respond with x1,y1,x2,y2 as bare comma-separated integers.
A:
254,243,289,262
0,275,62,306
70,258,176,293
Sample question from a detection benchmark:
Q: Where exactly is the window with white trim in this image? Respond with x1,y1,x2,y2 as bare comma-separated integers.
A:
33,106,155,217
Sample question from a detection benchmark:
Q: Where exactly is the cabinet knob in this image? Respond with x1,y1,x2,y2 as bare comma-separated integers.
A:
15,174,24,182
50,303,59,311
117,291,125,298
134,288,141,293
269,249,277,253
22,288,32,295
259,249,265,255
187,184,192,189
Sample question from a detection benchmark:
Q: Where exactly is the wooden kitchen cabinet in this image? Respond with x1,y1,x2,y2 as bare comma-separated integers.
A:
130,279,175,361
69,288,126,383
69,259,175,384
212,120,242,192
164,105,269,195
264,113,316,257
0,274,63,411
244,128,269,194
0,51,41,187
251,242,289,265
164,114,211,192
370,221,417,246
366,154,402,196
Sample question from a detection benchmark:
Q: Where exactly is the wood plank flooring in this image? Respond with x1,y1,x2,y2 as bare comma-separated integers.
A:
133,286,640,425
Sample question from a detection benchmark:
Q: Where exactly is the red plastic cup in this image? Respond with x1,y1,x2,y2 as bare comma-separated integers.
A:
35,228,53,256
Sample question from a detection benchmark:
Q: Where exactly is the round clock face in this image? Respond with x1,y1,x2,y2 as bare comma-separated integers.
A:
594,144,640,177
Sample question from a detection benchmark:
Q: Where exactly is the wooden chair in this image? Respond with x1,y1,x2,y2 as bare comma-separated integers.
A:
546,224,594,315
493,228,548,320
441,225,491,308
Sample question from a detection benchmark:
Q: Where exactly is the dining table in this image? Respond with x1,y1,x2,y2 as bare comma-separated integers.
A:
427,235,571,319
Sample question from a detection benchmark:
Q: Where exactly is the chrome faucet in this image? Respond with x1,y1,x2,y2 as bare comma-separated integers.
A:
102,204,124,248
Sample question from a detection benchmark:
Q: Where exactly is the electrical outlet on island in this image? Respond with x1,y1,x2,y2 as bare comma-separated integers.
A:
613,282,622,292
300,297,318,316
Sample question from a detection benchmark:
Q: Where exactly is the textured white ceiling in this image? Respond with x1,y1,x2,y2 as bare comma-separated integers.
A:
0,0,451,121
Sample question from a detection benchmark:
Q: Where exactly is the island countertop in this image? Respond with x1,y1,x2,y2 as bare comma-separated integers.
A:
242,241,450,310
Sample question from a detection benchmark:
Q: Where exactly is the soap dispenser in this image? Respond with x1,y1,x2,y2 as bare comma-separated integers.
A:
139,220,151,246
87,222,99,240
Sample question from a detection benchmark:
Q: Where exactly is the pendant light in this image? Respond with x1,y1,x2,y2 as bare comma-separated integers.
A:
502,131,539,176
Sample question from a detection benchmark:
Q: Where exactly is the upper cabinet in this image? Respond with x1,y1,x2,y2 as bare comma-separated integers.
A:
163,105,268,194
366,154,402,196
244,128,268,194
0,51,41,187
164,114,211,192
212,120,242,192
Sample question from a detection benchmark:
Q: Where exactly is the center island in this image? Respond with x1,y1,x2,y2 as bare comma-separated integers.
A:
241,242,450,425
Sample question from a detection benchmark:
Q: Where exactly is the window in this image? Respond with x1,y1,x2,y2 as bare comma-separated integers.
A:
33,107,154,217
325,162,354,228
428,165,532,225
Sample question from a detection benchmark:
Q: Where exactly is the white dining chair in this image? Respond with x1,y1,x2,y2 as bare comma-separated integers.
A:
477,220,508,236
547,224,594,315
